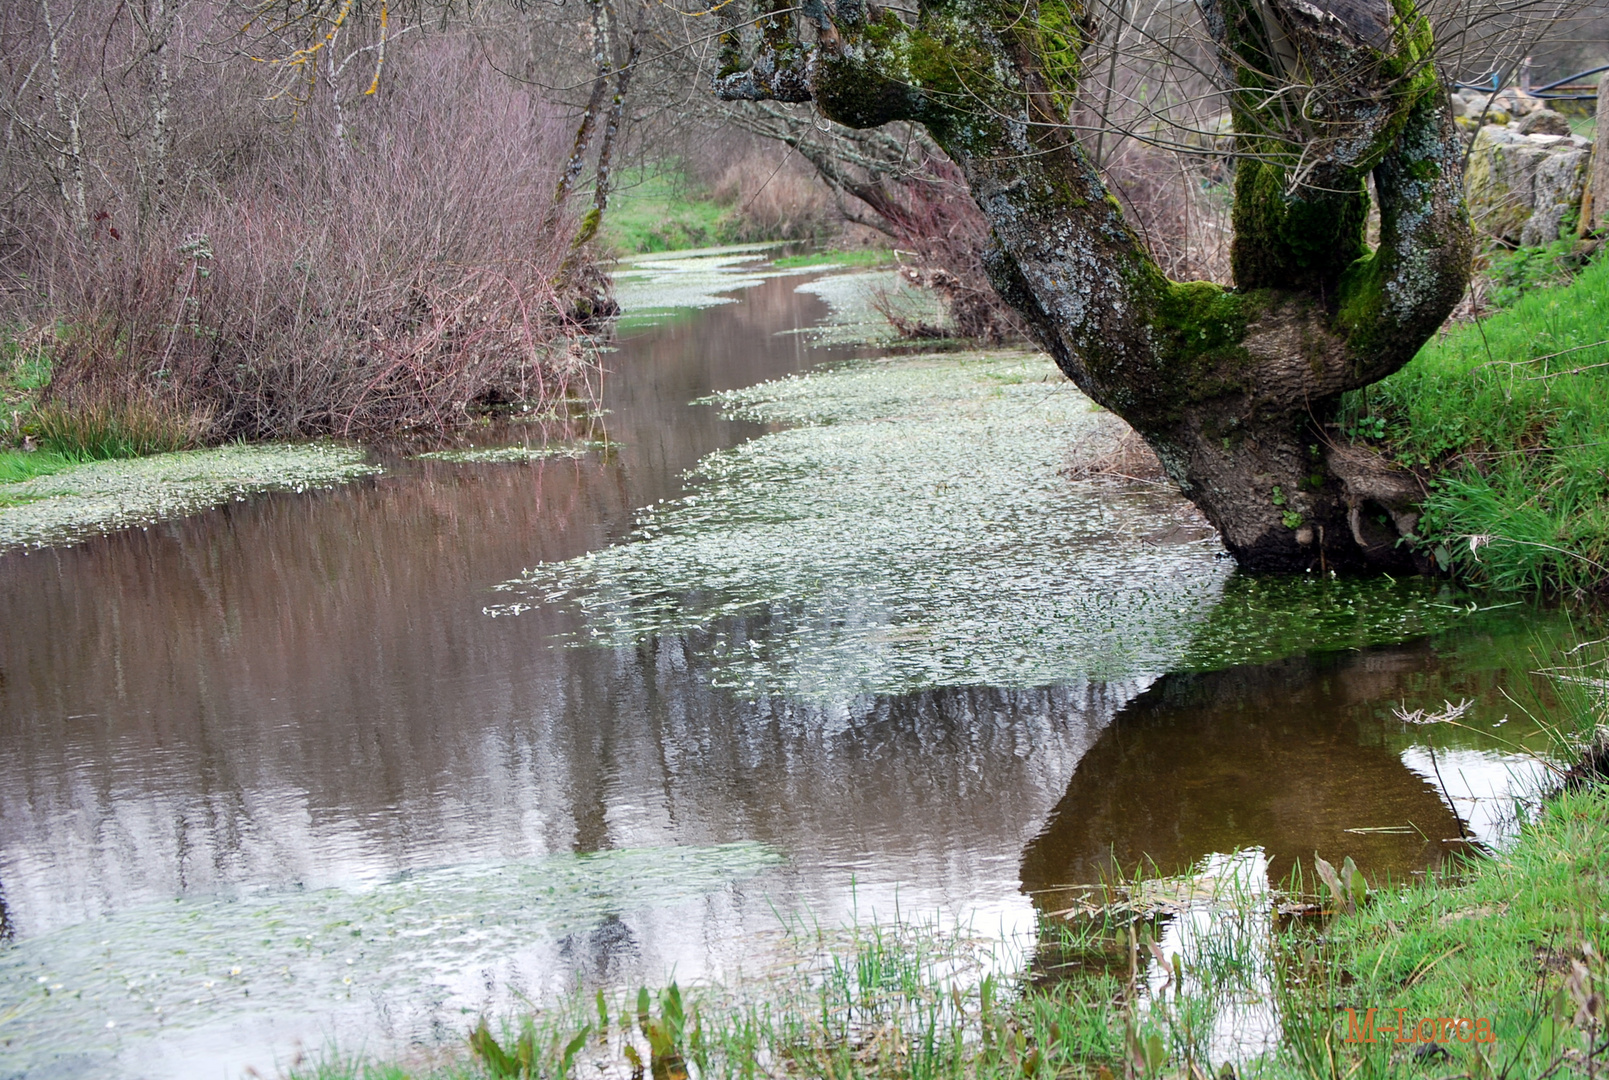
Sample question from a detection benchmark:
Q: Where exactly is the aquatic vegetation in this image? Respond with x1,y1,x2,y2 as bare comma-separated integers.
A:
494,350,1231,698
414,441,603,464
0,443,378,552
0,842,780,1078
791,270,949,346
494,351,1510,700
610,245,812,324
1175,573,1492,671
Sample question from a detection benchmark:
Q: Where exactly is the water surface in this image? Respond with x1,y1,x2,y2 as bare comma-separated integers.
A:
0,257,1586,1078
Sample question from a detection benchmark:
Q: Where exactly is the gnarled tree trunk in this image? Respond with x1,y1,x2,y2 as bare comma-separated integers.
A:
713,0,1471,572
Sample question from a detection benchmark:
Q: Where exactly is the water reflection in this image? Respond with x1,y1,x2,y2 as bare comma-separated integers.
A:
1020,635,1564,909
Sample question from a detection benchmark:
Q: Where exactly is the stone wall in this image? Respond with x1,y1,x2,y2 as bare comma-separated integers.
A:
1593,74,1609,234
1452,88,1601,247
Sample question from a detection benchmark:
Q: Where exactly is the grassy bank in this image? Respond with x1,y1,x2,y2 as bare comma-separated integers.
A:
1284,779,1609,1079
1,327,202,500
1344,250,1609,594
602,164,838,255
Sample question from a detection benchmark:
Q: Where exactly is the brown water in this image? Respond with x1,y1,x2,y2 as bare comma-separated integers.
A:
0,261,1581,1078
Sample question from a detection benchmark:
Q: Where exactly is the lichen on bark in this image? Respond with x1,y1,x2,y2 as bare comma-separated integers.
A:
713,0,1472,572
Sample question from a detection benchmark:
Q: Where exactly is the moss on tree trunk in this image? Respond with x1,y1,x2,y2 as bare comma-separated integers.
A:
715,0,1471,572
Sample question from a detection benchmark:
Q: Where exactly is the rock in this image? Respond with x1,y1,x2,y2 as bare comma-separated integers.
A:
1518,109,1572,136
1465,125,1590,245
1594,74,1609,233
1490,87,1544,118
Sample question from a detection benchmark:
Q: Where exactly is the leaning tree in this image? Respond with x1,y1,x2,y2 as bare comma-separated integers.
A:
713,0,1473,571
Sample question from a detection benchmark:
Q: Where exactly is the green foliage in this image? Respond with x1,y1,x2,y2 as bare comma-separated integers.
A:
1352,250,1609,593
469,1019,591,1079
1483,238,1579,309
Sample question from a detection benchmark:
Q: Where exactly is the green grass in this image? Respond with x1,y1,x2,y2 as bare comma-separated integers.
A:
1343,251,1609,594
0,325,79,501
0,448,80,505
1280,780,1609,1079
601,171,737,254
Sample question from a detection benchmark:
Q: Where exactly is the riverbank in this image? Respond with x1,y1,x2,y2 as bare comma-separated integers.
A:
292,778,1609,1080
1345,249,1609,595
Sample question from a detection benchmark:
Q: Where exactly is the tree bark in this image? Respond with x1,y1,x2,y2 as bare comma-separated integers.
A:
546,0,613,230
714,0,1472,573
41,0,90,240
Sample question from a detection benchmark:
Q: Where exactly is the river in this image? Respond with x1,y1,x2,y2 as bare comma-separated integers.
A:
0,250,1583,1078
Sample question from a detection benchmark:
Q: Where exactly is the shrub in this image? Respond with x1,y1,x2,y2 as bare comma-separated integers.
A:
4,20,600,446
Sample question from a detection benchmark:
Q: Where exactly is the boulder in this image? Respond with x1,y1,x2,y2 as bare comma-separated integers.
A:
1465,124,1591,245
1491,87,1545,118
1517,109,1572,136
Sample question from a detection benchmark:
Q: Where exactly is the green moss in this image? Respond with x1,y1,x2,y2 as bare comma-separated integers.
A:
1335,247,1389,345
1153,280,1249,356
1149,280,1259,407
1231,158,1370,293
1029,0,1087,114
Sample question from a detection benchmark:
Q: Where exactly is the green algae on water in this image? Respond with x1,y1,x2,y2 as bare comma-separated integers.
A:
0,842,781,1078
414,441,603,464
492,351,1504,699
493,351,1231,697
0,443,377,552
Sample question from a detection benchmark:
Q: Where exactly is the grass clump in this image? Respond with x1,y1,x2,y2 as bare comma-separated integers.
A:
24,395,201,459
1343,251,1609,594
1279,781,1609,1079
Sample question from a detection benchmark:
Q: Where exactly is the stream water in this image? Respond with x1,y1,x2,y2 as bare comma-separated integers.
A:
0,252,1592,1078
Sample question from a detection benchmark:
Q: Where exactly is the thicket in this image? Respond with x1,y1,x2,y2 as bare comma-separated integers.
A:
1,4,601,450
